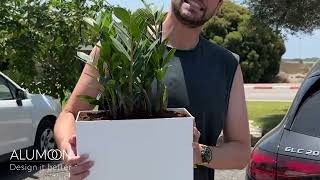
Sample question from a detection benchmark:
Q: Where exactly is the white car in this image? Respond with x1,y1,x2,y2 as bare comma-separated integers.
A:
0,72,61,158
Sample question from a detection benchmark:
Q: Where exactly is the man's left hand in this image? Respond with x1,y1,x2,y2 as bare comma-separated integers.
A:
193,125,202,165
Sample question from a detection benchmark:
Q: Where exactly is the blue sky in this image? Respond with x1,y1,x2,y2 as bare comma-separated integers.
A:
107,0,320,59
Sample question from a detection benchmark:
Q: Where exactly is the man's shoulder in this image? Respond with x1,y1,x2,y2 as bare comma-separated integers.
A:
200,37,240,63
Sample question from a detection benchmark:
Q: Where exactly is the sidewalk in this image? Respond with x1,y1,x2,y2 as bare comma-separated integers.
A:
244,83,300,90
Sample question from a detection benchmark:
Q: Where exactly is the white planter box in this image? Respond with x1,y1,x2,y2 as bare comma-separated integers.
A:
76,108,194,180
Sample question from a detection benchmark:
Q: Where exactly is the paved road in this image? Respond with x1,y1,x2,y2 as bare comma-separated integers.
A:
245,88,298,101
0,161,247,180
0,161,68,180
215,169,246,180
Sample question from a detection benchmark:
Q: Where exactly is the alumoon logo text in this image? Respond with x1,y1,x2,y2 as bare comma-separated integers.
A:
10,149,70,162
9,149,71,173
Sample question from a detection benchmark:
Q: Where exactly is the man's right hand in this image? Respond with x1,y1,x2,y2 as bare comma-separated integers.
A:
63,135,94,180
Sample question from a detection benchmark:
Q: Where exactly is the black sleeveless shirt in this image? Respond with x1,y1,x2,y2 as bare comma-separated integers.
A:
164,36,239,180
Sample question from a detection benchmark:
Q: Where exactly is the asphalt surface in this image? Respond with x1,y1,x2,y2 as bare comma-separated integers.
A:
245,88,298,101
0,161,69,180
0,88,296,180
215,169,246,180
0,161,247,180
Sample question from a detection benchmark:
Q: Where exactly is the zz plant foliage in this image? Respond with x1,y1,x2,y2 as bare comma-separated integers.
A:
77,1,176,119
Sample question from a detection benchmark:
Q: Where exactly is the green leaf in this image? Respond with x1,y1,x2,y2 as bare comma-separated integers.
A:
131,10,147,39
110,37,131,60
97,58,105,77
113,7,131,26
150,51,161,69
77,95,101,106
159,38,169,54
114,23,131,50
100,40,112,61
77,52,94,65
130,23,142,40
106,80,118,115
100,11,113,33
135,39,147,60
148,39,160,51
83,17,97,27
163,48,176,65
106,79,116,88
155,68,165,80
156,8,165,23
161,86,168,112
146,24,157,41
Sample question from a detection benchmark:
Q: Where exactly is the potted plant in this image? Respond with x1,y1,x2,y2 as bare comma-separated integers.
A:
75,1,194,179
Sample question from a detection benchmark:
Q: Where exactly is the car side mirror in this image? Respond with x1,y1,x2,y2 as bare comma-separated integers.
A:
16,89,25,106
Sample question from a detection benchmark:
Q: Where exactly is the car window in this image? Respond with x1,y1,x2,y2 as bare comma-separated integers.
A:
7,81,17,99
0,80,13,100
292,90,320,138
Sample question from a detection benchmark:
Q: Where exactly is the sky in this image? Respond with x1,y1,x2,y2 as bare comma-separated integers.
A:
106,0,320,59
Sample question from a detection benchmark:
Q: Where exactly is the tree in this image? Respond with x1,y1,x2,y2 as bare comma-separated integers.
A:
247,0,320,33
203,1,286,83
0,0,108,102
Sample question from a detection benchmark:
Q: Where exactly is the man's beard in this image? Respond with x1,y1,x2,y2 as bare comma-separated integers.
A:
172,0,213,28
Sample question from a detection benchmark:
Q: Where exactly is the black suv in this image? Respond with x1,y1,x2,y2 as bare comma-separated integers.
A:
247,62,320,180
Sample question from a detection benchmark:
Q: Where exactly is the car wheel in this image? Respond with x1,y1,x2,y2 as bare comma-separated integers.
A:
34,118,57,153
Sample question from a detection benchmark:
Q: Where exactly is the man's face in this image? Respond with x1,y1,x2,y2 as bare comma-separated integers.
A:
171,0,222,28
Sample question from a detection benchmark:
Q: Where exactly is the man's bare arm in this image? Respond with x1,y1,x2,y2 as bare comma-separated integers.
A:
54,46,102,150
198,65,251,169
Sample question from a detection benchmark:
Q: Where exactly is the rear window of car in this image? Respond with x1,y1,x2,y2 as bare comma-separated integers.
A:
292,90,320,138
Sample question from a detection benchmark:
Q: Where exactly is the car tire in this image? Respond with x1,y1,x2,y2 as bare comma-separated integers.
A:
34,118,57,153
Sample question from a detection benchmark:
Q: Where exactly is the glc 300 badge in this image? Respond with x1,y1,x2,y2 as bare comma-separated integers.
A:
285,147,320,157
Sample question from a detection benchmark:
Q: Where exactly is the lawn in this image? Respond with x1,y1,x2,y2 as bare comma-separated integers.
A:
247,101,292,133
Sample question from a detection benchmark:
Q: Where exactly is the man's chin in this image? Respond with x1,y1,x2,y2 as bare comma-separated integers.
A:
179,16,205,28
180,9,203,20
173,6,206,28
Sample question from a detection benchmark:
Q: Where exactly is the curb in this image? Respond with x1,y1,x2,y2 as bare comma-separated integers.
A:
244,83,300,90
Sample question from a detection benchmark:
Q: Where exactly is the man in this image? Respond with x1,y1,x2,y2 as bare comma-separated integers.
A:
54,0,251,179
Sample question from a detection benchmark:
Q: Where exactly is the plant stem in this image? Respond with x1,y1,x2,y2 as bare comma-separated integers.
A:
128,36,134,113
141,87,152,115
